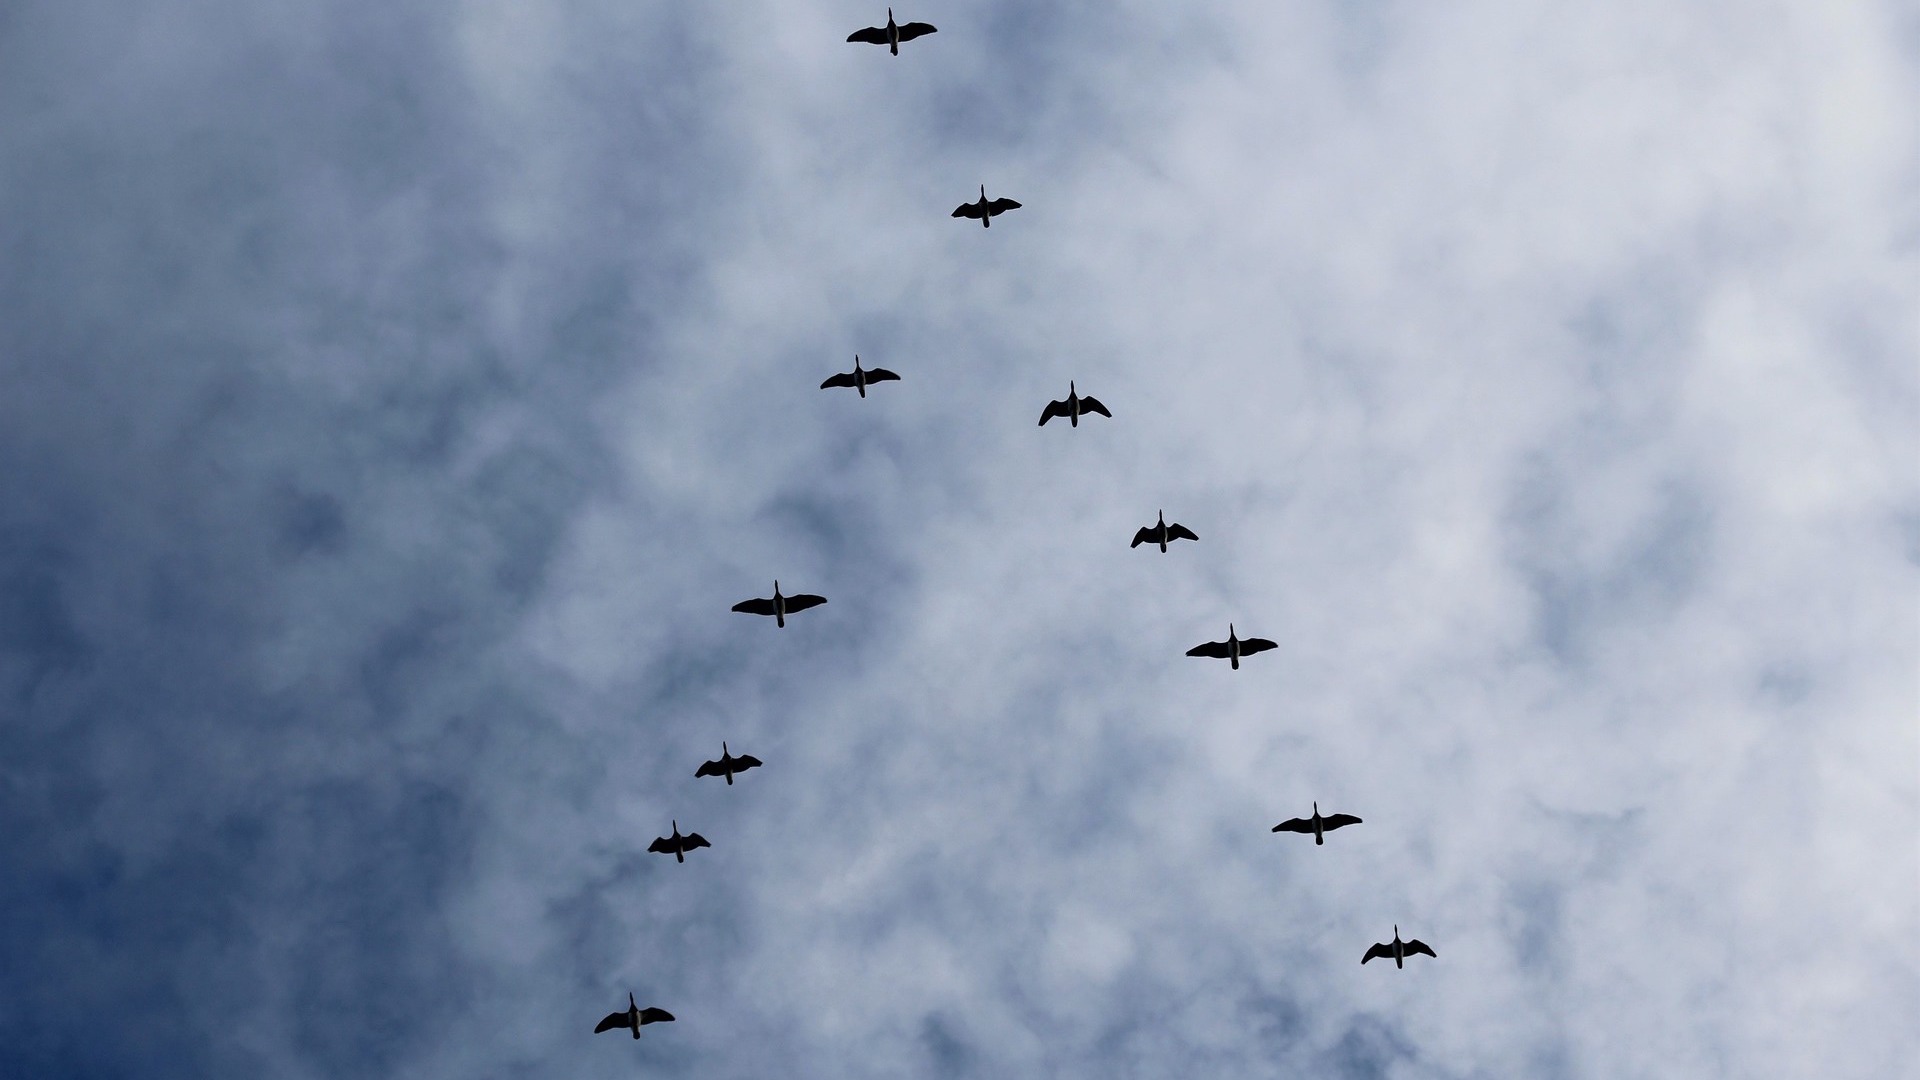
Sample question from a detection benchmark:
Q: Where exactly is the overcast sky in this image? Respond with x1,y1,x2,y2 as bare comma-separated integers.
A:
2,2,1916,1077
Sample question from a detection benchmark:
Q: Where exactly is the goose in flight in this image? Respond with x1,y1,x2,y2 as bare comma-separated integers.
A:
1131,511,1198,552
648,820,710,863
847,9,937,55
1271,802,1362,845
820,355,900,398
1038,381,1111,427
695,742,763,786
1185,624,1277,669
732,581,828,628
952,184,1022,228
595,993,675,1039
1362,926,1436,968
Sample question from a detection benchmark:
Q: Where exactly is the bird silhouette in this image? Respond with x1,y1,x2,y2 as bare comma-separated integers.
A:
1271,802,1362,845
648,820,710,864
952,184,1022,228
1038,381,1111,427
1362,926,1436,968
695,742,763,786
1131,511,1198,552
847,8,937,55
732,581,828,628
594,993,675,1039
1185,624,1277,669
820,355,900,398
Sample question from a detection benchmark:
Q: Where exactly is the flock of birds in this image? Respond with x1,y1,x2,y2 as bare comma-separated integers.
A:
593,8,1433,1048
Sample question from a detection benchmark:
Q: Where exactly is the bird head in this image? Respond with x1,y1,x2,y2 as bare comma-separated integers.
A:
1228,622,1236,640
671,820,679,836
1312,801,1319,815
853,354,861,370
772,580,781,597
1393,925,1401,941
722,741,730,757
1158,510,1166,525
629,992,637,1010
980,183,987,199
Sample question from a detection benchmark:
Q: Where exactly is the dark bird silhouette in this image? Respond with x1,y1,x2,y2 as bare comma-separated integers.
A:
695,742,763,786
1131,510,1198,552
595,993,675,1039
648,820,710,864
820,355,900,398
1271,802,1362,845
1185,623,1277,670
732,581,828,628
1362,926,1436,968
952,184,1022,228
1038,381,1111,427
847,8,937,55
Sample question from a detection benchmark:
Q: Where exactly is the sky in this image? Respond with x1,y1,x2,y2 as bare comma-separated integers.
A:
1,1,1916,1077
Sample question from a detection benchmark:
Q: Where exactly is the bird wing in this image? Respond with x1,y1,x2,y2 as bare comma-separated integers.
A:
648,836,676,854
695,759,723,778
684,833,711,850
1166,523,1199,542
952,202,986,219
1186,641,1231,658
638,1007,676,1025
1321,814,1362,830
986,197,1022,213
734,754,764,770
846,26,889,44
731,598,776,616
896,22,937,41
594,1012,629,1033
1239,637,1278,655
820,372,858,390
864,368,901,383
1077,396,1111,418
1038,399,1068,426
783,594,828,613
1362,943,1392,965
1271,817,1314,833
1404,939,1436,958
1130,526,1154,548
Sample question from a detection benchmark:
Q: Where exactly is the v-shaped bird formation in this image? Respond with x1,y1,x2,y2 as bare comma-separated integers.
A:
589,8,1442,1053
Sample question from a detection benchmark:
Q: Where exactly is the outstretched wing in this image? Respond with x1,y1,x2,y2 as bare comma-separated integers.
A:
637,1007,676,1025
1186,640,1231,658
1038,399,1068,426
1130,526,1154,548
594,1012,629,1033
1077,396,1111,418
783,594,828,613
847,26,889,44
1404,939,1436,958
733,754,764,771
820,372,858,390
683,833,711,850
648,836,676,854
1271,817,1314,834
1362,943,1392,965
986,197,1022,214
863,368,901,383
1239,637,1278,655
952,201,985,219
1321,813,1362,831
695,759,724,778
896,22,937,41
732,598,776,616
1166,523,1199,542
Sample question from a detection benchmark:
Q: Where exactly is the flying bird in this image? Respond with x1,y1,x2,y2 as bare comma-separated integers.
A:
648,820,710,864
952,184,1022,228
1038,381,1111,427
1185,623,1277,670
1271,802,1362,845
847,8,937,55
695,742,763,786
1362,926,1436,968
820,355,900,398
1131,511,1198,552
732,581,828,628
595,993,675,1039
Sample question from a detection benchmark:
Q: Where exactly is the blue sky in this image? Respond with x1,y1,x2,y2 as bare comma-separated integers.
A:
2,2,1915,1077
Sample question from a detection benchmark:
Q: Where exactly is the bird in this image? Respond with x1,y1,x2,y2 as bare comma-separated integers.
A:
1131,511,1198,552
648,820,710,864
1362,926,1436,968
695,742,763,786
594,993,675,1039
731,581,828,628
952,184,1022,228
1038,381,1111,427
1271,802,1362,845
846,8,937,55
1185,624,1277,669
820,355,901,398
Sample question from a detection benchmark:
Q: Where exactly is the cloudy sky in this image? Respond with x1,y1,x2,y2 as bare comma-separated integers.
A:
2,1,1915,1077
